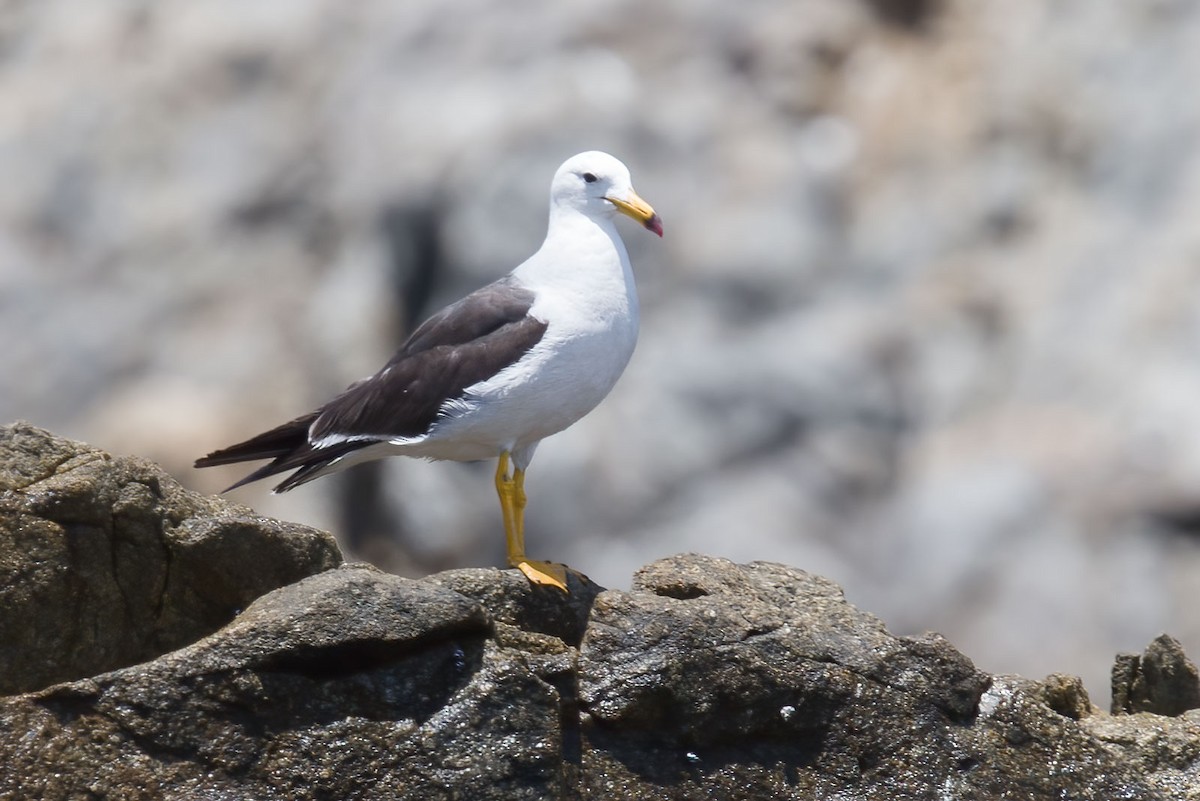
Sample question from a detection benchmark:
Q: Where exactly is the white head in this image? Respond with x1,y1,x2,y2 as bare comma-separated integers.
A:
549,151,663,237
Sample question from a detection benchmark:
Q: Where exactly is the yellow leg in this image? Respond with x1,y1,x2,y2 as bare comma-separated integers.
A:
495,451,567,592
495,453,521,557
513,466,527,544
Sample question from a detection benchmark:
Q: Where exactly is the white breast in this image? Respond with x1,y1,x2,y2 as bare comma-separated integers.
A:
414,210,640,460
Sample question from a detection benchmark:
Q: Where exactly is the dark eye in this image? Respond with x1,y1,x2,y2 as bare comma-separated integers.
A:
583,172,597,183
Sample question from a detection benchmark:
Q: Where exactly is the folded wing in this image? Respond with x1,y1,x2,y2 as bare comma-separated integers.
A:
195,277,548,492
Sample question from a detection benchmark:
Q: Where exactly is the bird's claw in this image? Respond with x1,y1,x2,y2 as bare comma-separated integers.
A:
514,559,570,593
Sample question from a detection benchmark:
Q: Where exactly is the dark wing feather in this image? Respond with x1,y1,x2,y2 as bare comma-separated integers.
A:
309,313,547,441
194,410,342,492
194,276,547,492
397,275,537,357
225,438,373,493
194,411,318,468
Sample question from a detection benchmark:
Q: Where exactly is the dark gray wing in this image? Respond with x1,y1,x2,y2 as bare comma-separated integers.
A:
397,275,538,357
310,276,546,440
195,276,547,492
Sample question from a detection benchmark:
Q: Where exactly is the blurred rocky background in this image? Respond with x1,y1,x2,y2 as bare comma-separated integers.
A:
3,0,1199,705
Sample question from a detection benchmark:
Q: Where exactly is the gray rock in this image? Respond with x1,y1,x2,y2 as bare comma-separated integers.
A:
0,548,1185,800
0,563,573,801
0,422,342,695
1038,672,1097,721
576,555,1155,800
429,564,605,647
1082,708,1200,801
1112,634,1200,717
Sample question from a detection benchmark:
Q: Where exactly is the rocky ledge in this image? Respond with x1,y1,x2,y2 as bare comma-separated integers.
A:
1,423,1198,800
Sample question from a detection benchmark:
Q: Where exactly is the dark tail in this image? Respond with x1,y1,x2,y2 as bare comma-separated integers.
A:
195,412,335,492
195,413,317,467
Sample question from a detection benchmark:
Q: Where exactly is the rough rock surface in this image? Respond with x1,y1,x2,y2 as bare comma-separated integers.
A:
0,552,1193,799
3,430,1198,799
1112,634,1200,718
0,423,343,695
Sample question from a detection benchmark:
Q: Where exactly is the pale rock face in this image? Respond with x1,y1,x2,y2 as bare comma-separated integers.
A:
4,1,1200,706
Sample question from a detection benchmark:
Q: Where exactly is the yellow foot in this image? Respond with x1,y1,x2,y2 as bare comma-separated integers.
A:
514,559,570,593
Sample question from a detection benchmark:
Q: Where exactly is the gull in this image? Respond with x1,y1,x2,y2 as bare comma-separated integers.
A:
196,151,662,591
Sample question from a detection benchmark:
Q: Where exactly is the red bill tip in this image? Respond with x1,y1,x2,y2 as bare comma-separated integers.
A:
644,213,664,238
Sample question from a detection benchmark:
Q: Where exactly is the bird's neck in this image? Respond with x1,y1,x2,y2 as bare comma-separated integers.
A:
521,208,636,293
514,207,639,330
